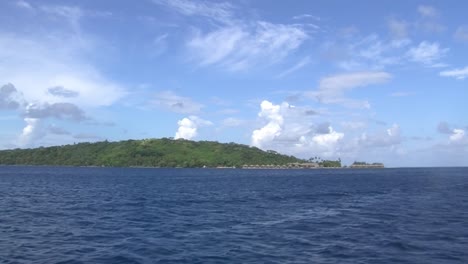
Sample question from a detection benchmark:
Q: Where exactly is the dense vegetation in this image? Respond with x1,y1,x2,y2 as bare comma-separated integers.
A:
308,157,342,168
0,138,305,168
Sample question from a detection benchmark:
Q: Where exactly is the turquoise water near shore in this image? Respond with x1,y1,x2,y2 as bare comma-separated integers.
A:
1,166,467,263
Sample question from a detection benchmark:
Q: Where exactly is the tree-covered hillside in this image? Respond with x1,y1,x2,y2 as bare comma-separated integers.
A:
0,138,304,168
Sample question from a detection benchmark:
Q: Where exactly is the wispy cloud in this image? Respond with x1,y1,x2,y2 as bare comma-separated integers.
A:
387,18,408,39
155,0,309,71
48,86,79,98
277,56,312,78
151,91,204,114
440,66,468,80
406,41,449,67
154,0,236,25
416,5,445,33
417,5,439,18
187,22,308,71
326,34,410,70
307,71,391,109
16,0,32,10
292,14,321,21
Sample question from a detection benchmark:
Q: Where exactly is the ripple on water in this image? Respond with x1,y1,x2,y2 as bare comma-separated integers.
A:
0,167,467,263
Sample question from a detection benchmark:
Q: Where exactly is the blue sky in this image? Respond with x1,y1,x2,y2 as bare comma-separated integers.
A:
0,0,467,167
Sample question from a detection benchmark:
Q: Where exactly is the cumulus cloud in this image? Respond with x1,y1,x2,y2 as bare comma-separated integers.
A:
440,67,468,80
359,124,402,148
449,129,466,143
151,91,204,114
175,116,212,140
309,126,344,148
406,41,448,67
0,83,22,110
18,118,44,147
252,101,285,148
24,102,87,121
251,100,344,157
307,71,391,108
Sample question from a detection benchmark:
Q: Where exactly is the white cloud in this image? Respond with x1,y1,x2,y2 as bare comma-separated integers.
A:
156,0,310,71
359,124,402,148
406,41,449,67
277,56,311,78
188,22,308,71
292,14,320,21
307,71,391,109
40,5,83,32
251,100,345,158
24,102,87,121
416,5,445,33
0,33,126,109
175,116,212,140
0,83,22,110
417,5,438,18
48,86,79,98
18,118,44,147
16,0,32,9
450,129,466,143
327,34,410,70
454,26,468,42
1,5,125,148
252,101,285,148
151,91,204,114
310,126,344,148
440,67,468,80
341,121,366,130
387,18,408,39
154,0,235,25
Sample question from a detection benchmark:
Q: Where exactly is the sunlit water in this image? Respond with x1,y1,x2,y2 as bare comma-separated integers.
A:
1,166,467,263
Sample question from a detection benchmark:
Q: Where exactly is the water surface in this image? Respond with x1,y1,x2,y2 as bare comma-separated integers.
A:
0,166,467,263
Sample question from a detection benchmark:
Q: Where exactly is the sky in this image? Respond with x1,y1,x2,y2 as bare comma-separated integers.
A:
0,0,467,167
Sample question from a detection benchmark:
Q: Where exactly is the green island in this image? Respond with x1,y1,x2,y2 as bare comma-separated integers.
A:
0,138,382,168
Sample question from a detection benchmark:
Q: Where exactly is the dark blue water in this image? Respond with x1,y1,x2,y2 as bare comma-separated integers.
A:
0,167,467,263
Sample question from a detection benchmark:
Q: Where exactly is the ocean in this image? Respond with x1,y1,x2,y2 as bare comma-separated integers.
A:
0,166,467,263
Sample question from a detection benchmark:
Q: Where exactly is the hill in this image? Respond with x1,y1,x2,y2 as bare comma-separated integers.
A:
0,138,305,168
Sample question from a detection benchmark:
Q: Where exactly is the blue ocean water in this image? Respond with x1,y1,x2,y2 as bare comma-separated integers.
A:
0,167,467,264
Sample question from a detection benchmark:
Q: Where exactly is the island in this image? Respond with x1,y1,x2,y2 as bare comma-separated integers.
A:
0,138,382,169
350,161,385,168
